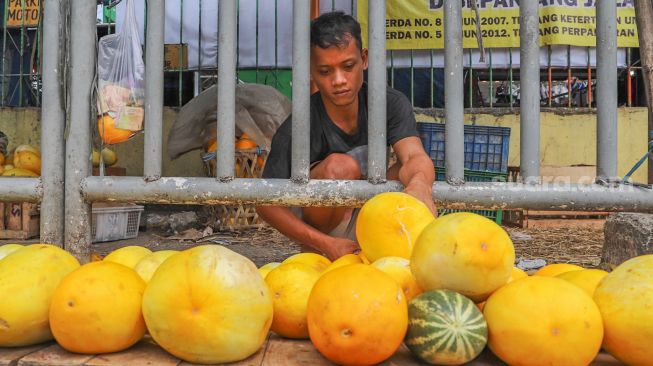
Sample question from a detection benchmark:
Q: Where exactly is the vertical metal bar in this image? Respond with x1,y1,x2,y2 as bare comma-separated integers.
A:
430,49,434,108
2,3,8,106
390,50,394,88
198,0,203,84
311,0,320,19
35,5,43,107
65,0,95,262
40,0,65,246
291,0,310,181
587,47,593,107
444,0,464,184
567,45,572,108
216,0,237,180
596,0,618,181
488,48,493,108
144,0,165,180
547,45,552,107
468,49,473,108
177,1,183,107
409,49,414,106
18,0,25,106
509,47,513,107
519,0,540,184
236,0,240,80
368,0,387,183
274,0,279,90
255,0,259,83
627,47,632,107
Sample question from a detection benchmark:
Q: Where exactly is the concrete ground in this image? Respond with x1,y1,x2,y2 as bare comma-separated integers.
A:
1,223,604,269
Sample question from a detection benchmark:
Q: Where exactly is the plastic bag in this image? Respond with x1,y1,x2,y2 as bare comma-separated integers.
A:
96,0,145,142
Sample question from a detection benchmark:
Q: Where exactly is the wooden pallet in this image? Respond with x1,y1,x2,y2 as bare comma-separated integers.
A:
0,202,39,240
0,334,624,366
505,210,609,229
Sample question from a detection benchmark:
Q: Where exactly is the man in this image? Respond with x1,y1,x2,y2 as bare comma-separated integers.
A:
256,11,435,260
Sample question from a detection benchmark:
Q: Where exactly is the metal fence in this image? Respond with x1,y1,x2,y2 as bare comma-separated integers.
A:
0,0,647,109
1,0,653,263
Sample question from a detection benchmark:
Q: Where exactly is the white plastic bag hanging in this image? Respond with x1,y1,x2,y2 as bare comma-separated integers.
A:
96,0,145,143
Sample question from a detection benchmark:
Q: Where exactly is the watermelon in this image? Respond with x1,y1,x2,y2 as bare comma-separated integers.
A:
405,289,488,365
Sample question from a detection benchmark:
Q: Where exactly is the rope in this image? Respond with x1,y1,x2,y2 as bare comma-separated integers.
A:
622,139,653,186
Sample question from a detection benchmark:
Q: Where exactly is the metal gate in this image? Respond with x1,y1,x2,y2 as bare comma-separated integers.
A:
0,0,650,263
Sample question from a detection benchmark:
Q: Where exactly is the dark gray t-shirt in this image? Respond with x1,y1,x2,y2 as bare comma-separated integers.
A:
262,84,418,179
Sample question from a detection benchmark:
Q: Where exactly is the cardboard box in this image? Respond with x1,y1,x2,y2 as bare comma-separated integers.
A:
164,44,188,70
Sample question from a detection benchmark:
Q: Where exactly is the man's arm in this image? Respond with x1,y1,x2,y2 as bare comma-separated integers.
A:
255,205,359,260
392,136,437,214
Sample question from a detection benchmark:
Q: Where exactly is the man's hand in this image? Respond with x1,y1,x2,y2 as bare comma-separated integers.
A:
322,237,360,261
404,180,437,216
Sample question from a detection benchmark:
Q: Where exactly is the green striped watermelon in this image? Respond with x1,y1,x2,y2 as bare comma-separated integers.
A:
405,289,488,365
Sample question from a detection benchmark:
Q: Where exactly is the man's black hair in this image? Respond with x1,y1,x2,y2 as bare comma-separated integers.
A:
310,11,362,52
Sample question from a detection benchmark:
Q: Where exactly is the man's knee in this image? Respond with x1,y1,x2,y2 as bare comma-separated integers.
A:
312,153,362,180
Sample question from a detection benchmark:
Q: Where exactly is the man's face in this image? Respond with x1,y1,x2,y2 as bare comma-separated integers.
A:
310,37,368,108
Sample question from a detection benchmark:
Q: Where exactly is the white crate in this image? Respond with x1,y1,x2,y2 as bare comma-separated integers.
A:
92,204,144,243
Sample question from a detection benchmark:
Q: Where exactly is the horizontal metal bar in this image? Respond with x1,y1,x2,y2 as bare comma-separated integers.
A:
0,178,42,202
81,177,653,212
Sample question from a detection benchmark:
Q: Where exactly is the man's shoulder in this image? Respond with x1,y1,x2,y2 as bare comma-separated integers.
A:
274,114,293,137
386,85,411,104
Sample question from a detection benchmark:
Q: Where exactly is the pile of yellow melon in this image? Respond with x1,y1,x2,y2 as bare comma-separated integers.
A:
257,192,653,365
91,147,118,167
0,244,273,364
1,191,653,366
0,144,41,177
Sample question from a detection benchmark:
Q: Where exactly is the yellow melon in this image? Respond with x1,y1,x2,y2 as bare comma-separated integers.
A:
101,148,118,166
142,245,273,364
484,276,603,366
358,251,371,264
356,192,435,262
282,252,331,273
411,212,515,302
2,168,39,177
307,264,407,365
371,256,422,301
235,133,258,150
49,261,146,354
0,165,3,175
533,263,584,277
556,269,608,297
14,151,41,175
594,255,653,365
103,246,152,269
14,144,40,156
509,267,529,282
258,262,281,279
134,250,179,283
0,244,23,261
91,150,101,167
322,253,362,274
265,262,321,339
0,244,80,346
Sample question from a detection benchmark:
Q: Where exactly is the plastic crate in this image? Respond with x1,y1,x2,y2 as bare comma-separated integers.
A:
435,167,507,225
417,122,511,173
91,204,144,243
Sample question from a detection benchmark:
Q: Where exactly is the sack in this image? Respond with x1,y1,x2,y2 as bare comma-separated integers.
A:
96,0,145,138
